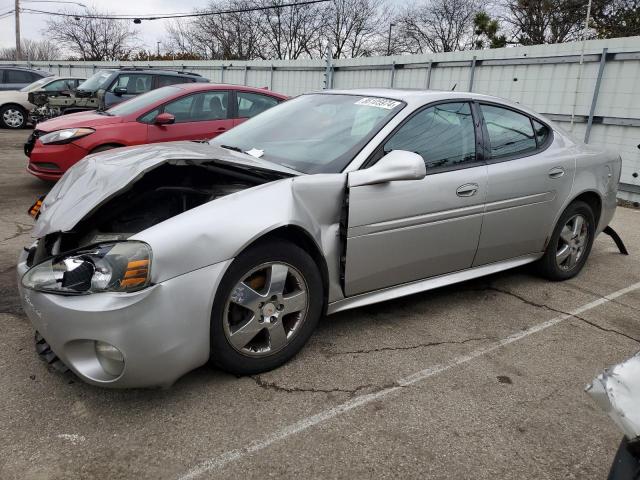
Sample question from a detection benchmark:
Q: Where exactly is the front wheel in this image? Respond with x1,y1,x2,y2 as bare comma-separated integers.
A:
536,201,596,280
0,105,27,129
210,240,324,375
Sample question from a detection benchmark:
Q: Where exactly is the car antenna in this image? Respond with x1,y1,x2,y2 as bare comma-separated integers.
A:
451,83,457,91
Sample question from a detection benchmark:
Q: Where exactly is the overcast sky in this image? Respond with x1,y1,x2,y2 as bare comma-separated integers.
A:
0,0,209,51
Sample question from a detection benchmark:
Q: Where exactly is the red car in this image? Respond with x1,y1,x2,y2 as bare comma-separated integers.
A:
24,83,287,181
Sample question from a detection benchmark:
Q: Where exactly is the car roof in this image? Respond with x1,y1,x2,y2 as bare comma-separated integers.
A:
171,82,287,98
0,66,51,74
321,88,546,120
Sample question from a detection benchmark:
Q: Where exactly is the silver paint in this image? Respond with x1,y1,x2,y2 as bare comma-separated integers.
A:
18,88,621,387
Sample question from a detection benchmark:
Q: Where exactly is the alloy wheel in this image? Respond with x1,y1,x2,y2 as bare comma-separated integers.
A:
556,214,589,271
3,108,24,128
223,262,309,357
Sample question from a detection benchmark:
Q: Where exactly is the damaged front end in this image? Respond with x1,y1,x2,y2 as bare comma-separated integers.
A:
586,352,640,478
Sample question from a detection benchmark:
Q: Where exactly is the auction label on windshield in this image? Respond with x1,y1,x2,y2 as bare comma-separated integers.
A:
355,97,401,109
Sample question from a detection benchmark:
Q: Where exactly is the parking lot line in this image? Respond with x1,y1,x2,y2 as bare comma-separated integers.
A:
178,280,640,480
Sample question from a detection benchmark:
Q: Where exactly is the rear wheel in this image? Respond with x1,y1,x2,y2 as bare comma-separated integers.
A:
210,240,323,375
0,105,27,129
536,201,595,280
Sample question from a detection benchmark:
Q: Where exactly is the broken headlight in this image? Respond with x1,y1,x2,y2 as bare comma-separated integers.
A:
22,241,151,294
39,128,94,145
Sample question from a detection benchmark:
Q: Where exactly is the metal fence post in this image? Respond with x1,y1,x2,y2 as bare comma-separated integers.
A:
425,60,432,89
389,61,396,87
585,48,608,144
243,65,248,86
270,65,274,90
468,56,477,92
220,65,225,83
323,42,333,89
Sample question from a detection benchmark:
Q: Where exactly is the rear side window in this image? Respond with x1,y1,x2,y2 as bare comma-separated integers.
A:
532,119,550,147
384,102,476,171
237,92,280,118
157,75,191,87
6,69,34,83
481,104,536,158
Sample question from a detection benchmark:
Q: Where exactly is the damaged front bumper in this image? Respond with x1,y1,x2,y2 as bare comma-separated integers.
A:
17,248,232,388
586,352,640,478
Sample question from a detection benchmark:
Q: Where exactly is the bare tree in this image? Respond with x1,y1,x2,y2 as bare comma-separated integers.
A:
395,0,481,53
591,0,640,39
44,9,140,61
252,0,325,59
501,0,586,45
0,39,61,61
321,0,390,58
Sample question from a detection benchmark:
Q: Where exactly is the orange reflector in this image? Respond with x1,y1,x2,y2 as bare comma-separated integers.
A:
120,277,146,288
28,199,43,218
124,268,147,279
127,260,149,269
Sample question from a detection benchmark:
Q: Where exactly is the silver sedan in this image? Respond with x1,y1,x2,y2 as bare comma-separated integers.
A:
18,89,621,388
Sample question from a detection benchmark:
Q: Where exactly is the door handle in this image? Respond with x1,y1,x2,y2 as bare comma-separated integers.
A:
456,183,479,197
216,127,227,132
548,167,565,178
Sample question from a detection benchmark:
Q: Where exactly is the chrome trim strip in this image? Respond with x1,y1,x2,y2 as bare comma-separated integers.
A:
484,191,555,213
327,253,542,314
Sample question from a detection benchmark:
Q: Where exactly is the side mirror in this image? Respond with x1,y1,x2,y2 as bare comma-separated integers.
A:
154,112,175,125
348,150,426,188
113,86,128,96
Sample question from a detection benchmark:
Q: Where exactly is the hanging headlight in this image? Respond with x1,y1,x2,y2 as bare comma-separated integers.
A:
39,128,95,145
22,241,152,294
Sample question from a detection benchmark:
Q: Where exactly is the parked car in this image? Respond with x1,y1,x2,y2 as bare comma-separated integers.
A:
0,66,51,91
25,83,287,181
17,89,621,388
586,352,640,479
30,67,208,120
0,76,84,129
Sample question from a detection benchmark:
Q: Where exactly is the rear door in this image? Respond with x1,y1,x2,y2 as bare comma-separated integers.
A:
146,90,233,143
344,101,488,296
473,103,575,265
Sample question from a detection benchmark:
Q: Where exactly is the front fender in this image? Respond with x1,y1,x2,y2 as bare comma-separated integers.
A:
132,174,347,302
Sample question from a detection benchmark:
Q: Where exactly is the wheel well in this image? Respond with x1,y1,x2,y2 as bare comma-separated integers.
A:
572,191,602,227
90,143,125,153
245,226,330,309
1,103,27,113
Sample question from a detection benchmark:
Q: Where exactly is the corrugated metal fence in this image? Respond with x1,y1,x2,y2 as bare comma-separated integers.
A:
3,36,640,200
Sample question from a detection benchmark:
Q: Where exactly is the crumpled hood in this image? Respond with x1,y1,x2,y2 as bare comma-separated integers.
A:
33,141,300,238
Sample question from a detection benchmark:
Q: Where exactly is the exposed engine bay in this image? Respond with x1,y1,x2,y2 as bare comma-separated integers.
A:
28,88,101,123
28,162,275,266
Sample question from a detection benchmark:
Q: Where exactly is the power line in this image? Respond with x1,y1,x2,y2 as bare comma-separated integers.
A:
19,0,331,22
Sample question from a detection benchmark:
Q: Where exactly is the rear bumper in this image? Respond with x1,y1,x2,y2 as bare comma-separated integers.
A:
17,248,232,388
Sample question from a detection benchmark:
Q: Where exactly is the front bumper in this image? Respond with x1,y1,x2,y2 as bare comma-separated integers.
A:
26,140,88,181
17,249,232,388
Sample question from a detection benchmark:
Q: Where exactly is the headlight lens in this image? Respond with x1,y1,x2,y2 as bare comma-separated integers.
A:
39,128,95,145
22,241,151,294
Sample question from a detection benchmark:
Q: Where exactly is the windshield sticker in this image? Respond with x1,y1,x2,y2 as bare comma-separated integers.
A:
354,97,401,109
245,148,264,158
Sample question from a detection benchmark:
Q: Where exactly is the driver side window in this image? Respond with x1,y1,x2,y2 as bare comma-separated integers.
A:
384,102,476,171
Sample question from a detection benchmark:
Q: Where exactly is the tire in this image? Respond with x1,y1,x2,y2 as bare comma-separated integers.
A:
536,200,596,280
210,240,324,375
0,104,27,129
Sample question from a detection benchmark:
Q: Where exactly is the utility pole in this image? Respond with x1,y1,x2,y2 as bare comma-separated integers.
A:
157,41,161,57
15,0,21,61
387,23,395,56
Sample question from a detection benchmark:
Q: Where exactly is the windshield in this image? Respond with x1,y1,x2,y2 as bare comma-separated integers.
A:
19,77,50,92
77,70,114,91
211,94,404,173
107,86,181,117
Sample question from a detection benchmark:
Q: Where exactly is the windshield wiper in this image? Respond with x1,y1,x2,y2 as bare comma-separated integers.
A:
220,144,243,153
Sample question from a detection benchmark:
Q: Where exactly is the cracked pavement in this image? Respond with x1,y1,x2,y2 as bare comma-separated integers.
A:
0,128,639,479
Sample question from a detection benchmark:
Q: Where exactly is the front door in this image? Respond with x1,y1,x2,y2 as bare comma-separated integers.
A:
344,101,488,296
473,103,576,266
147,90,233,143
